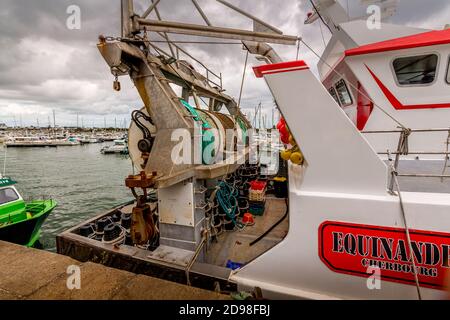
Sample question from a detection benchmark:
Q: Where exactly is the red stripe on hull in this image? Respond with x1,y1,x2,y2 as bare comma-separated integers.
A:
366,65,450,110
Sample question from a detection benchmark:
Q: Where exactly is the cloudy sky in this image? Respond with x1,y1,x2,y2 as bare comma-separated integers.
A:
0,0,449,127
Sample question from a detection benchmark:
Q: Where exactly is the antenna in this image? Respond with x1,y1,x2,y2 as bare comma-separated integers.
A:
271,108,274,129
258,103,262,129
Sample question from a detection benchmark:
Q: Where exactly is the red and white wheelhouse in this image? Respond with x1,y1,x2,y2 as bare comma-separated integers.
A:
316,14,450,158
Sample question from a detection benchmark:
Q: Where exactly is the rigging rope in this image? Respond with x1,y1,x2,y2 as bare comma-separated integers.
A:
398,128,411,155
391,166,422,300
346,0,350,22
309,0,332,33
238,50,249,108
186,232,207,286
318,20,327,49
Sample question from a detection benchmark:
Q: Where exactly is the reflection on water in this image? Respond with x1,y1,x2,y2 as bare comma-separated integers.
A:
1,143,133,251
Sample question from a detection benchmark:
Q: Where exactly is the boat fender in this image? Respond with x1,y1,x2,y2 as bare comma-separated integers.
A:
280,149,292,161
290,151,304,165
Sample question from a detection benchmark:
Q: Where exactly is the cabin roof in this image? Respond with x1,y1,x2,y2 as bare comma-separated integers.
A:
339,21,427,47
318,20,427,79
0,177,16,188
345,28,450,56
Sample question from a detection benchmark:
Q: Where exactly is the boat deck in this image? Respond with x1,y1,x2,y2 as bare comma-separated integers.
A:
397,160,450,193
206,197,288,267
0,240,227,300
56,196,289,293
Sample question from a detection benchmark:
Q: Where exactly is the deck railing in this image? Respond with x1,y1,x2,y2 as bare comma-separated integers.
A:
362,128,450,192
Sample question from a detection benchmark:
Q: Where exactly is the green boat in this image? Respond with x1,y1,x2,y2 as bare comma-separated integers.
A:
0,176,56,247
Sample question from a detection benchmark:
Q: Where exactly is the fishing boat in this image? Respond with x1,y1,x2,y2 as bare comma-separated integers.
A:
100,139,128,154
58,0,450,300
0,176,56,247
307,1,450,161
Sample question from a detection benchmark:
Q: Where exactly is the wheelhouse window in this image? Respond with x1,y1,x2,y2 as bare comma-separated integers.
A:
447,57,450,84
328,87,341,105
393,54,438,86
0,188,19,205
335,79,353,106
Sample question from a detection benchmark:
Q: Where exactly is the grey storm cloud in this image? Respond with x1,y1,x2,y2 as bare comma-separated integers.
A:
0,0,449,126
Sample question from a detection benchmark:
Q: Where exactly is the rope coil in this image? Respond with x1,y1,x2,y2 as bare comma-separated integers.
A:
398,128,411,155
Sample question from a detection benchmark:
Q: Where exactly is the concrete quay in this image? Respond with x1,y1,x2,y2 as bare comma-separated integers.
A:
0,241,228,300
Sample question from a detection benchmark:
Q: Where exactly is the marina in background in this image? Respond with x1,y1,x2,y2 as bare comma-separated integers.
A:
0,127,127,148
0,142,133,251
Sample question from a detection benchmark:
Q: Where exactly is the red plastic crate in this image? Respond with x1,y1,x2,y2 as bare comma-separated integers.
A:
249,180,267,191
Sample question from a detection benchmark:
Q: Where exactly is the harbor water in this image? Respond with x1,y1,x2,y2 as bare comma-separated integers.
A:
1,143,133,251
1,140,450,252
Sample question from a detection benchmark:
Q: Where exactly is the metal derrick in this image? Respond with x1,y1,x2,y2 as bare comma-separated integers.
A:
121,0,297,44
98,0,298,183
106,0,298,120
